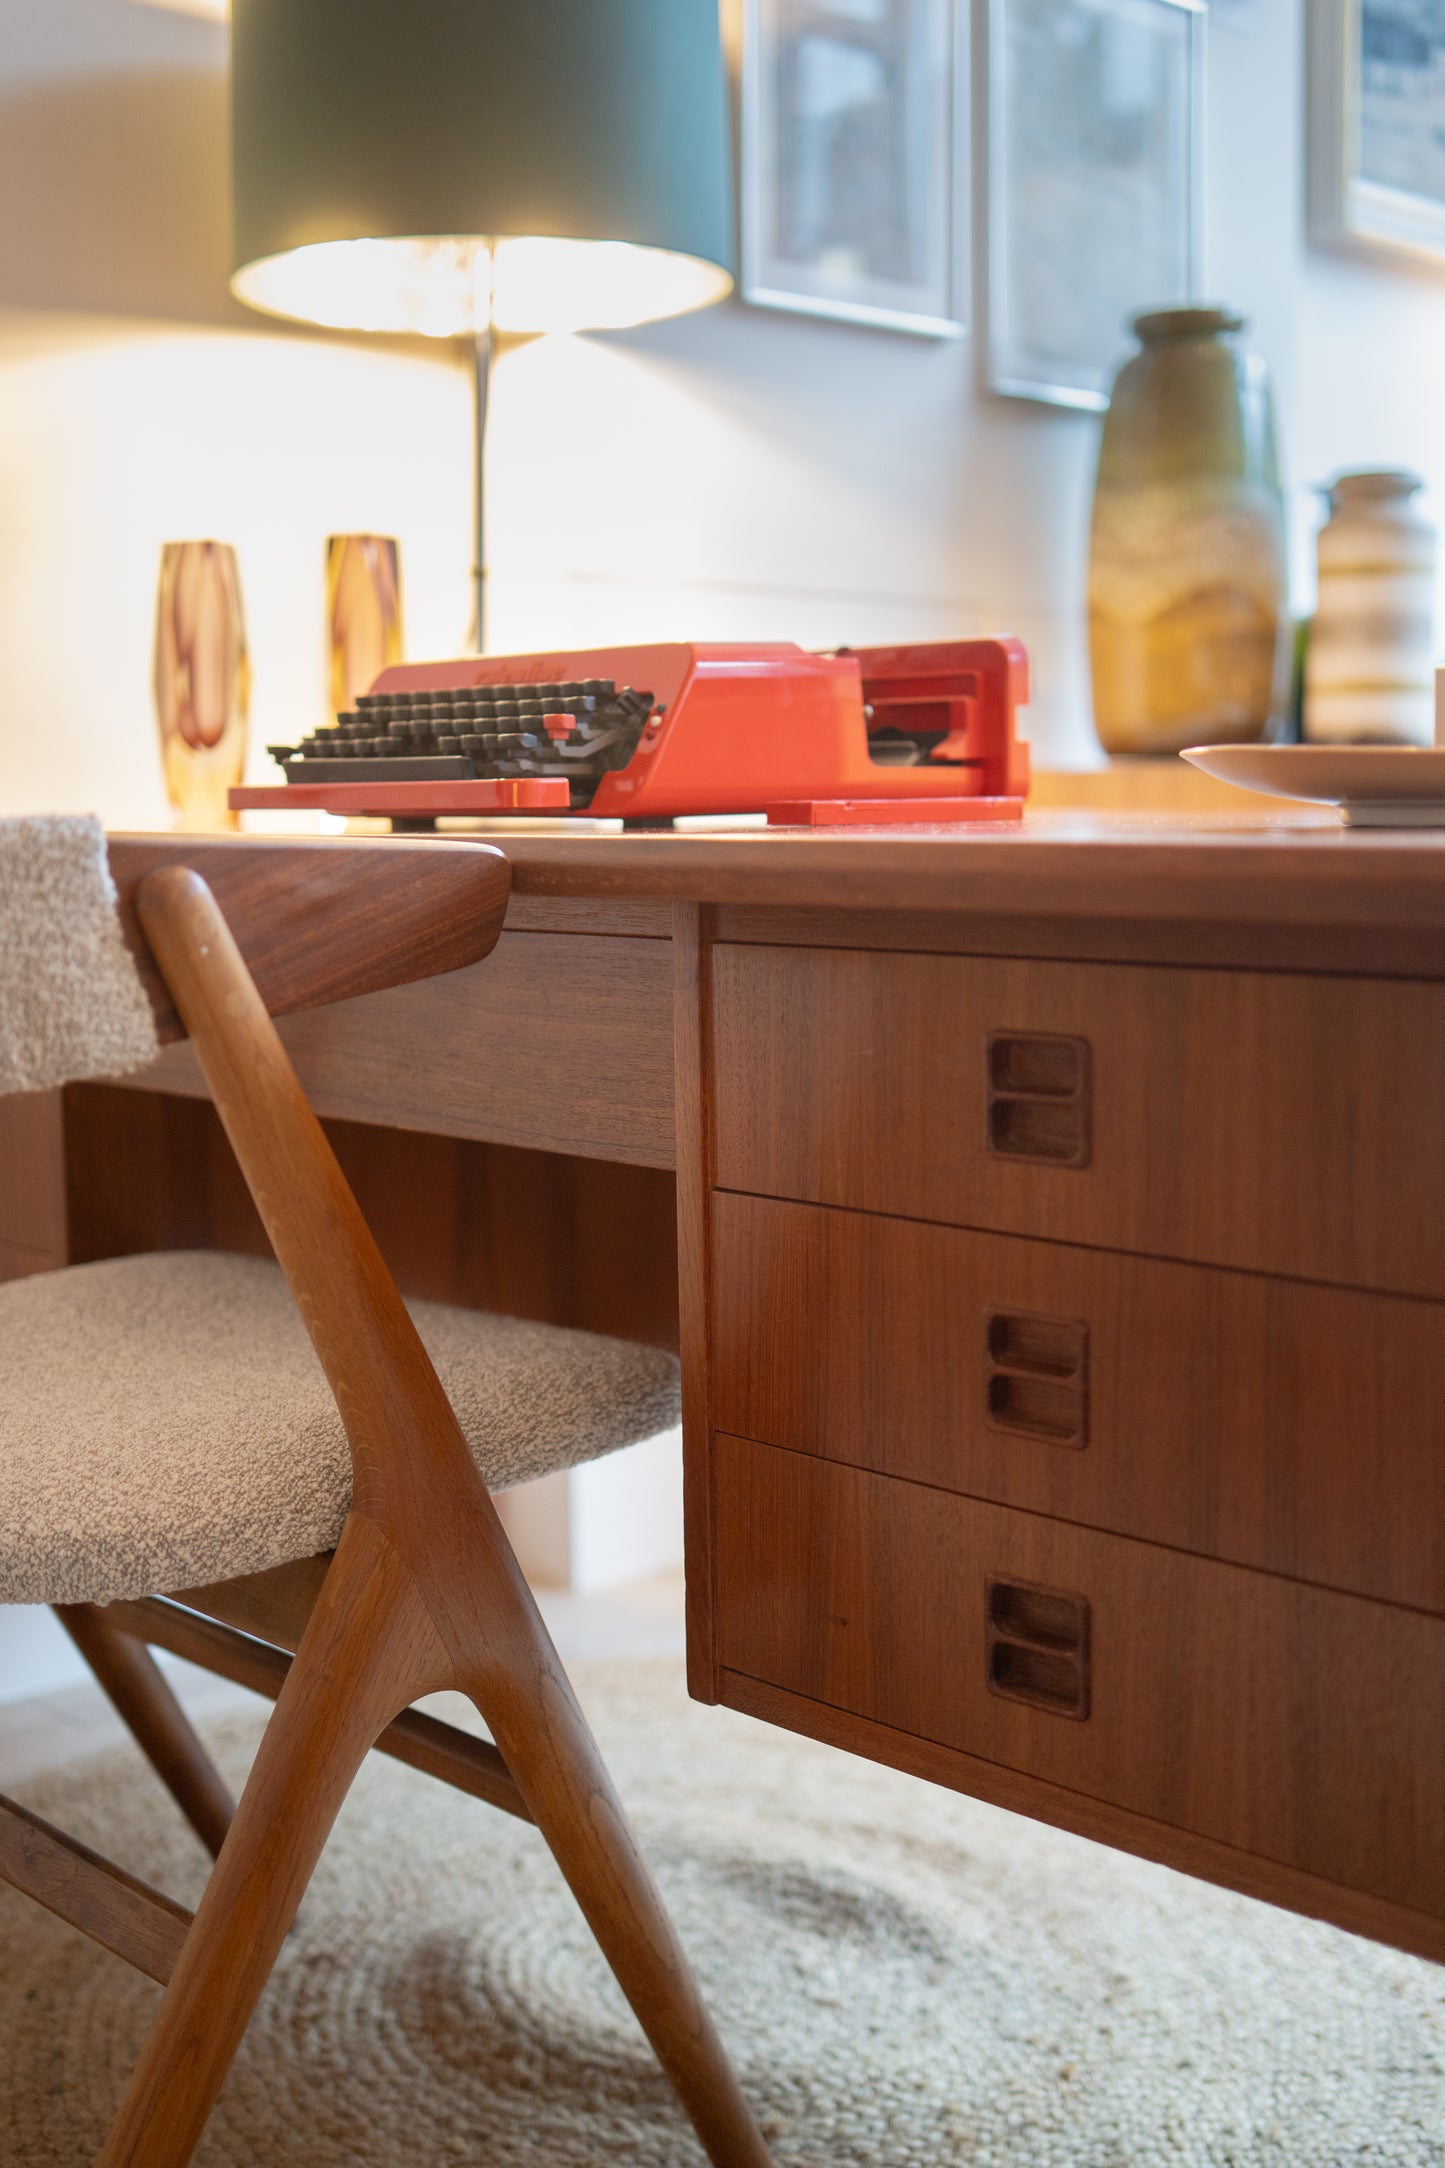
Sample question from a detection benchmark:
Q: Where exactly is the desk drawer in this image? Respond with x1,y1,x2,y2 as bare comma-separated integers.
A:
713,1435,1445,1919
710,944,1445,1296
710,1193,1445,1612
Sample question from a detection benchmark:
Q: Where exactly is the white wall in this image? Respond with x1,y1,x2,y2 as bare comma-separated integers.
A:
6,0,1445,814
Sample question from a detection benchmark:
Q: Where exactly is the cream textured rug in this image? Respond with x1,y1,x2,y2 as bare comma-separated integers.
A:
3,1662,1444,2166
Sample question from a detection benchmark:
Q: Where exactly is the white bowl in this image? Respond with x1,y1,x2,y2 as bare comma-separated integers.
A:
1181,743,1445,825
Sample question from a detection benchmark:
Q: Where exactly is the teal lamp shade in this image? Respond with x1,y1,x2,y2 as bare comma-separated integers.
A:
229,0,734,336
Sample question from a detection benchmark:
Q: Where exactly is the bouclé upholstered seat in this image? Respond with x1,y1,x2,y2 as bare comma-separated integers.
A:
0,816,769,2168
0,1250,679,1608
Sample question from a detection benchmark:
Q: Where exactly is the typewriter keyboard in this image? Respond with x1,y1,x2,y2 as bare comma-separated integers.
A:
268,679,655,809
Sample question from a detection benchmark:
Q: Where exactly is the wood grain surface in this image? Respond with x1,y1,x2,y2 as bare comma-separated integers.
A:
673,906,721,1703
711,944,1445,1297
465,813,1445,974
712,1434,1445,1920
706,901,1445,975
116,931,676,1167
63,1085,680,1350
103,1593,531,1827
720,1670,1445,1967
55,1604,234,1858
0,1089,65,1275
710,1193,1445,1612
0,1794,191,1985
108,835,510,1041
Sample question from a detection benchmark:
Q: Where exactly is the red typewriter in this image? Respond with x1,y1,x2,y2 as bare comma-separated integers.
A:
230,637,1029,827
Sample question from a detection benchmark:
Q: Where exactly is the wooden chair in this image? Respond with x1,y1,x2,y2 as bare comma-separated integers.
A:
0,820,770,2168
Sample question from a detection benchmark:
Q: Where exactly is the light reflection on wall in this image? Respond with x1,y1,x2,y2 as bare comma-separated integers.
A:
0,313,472,826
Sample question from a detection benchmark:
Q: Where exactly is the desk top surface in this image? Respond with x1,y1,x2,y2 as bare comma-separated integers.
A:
477,810,1445,934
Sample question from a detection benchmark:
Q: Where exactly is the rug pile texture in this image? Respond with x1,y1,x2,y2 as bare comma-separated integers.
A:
3,1661,1443,2164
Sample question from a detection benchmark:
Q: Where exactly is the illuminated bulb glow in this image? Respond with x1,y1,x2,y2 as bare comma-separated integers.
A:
232,234,732,337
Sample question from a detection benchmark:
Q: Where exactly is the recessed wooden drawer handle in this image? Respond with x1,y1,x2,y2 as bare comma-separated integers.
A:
986,1578,1091,1719
986,1032,1092,1167
984,1309,1089,1448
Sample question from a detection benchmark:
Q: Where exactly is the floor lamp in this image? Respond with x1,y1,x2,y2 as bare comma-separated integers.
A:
227,0,735,650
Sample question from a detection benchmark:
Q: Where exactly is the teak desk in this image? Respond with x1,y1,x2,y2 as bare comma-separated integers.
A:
7,811,1445,1966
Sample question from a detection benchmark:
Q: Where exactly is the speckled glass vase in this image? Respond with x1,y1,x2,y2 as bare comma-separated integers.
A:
1088,308,1287,755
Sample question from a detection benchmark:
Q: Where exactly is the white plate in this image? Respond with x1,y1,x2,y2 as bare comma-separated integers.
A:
1182,744,1445,825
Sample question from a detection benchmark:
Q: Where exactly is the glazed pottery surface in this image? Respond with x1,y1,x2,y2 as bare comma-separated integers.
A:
1304,471,1435,746
1089,307,1286,755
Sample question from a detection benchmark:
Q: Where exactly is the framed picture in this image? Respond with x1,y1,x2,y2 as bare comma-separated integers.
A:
983,0,1204,409
1309,0,1445,264
740,0,967,336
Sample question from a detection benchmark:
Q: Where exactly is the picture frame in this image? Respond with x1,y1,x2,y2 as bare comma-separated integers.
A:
982,0,1205,411
739,0,968,338
1309,0,1445,265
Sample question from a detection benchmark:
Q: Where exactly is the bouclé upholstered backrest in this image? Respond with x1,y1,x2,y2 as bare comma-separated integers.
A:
0,815,161,1098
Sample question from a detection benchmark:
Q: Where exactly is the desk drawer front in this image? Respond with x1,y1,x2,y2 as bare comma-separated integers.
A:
713,1436,1445,1918
710,1193,1445,1612
710,945,1445,1295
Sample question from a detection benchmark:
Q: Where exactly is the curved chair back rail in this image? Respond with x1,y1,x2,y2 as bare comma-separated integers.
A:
106,834,512,1042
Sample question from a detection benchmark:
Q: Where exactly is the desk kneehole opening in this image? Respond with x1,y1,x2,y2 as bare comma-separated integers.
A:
986,1577,1091,1720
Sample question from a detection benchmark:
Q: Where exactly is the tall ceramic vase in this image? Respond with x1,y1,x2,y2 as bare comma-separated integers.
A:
153,541,250,831
1088,308,1287,754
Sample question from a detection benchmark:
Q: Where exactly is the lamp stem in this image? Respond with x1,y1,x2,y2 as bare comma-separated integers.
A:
473,318,491,654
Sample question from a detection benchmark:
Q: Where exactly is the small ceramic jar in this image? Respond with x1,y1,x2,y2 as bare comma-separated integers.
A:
1304,471,1436,746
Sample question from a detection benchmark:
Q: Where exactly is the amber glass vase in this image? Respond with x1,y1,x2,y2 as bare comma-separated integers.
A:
153,541,250,831
1088,308,1286,754
327,534,402,720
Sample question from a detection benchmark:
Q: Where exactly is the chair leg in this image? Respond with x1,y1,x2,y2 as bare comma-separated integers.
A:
95,1515,451,2168
431,1508,774,2168
54,1603,234,1859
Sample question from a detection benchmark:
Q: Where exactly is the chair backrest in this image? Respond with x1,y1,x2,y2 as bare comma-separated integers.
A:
0,820,513,1100
0,815,161,1097
107,832,512,1042
6,816,514,1544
